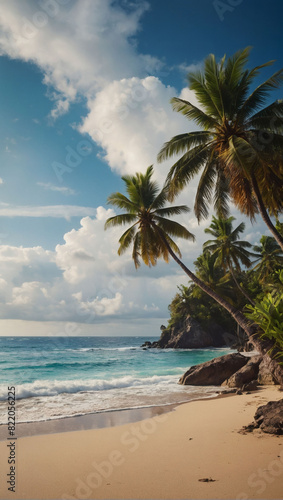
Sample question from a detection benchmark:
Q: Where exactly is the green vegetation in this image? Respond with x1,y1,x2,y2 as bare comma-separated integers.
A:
246,271,283,357
165,221,283,349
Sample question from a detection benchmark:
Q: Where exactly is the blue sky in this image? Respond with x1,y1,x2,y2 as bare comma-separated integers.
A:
0,0,282,336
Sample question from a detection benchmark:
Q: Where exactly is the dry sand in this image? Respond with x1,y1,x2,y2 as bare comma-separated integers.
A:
0,386,282,499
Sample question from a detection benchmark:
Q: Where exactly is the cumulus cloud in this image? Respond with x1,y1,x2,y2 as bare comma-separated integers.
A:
0,0,155,117
0,207,191,324
78,76,198,180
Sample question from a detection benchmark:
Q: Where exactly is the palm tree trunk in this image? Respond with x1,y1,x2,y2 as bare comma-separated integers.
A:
154,223,283,385
229,265,256,306
251,173,283,251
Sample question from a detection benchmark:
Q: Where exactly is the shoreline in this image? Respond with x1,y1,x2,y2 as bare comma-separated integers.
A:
0,403,176,441
0,391,226,441
1,386,282,499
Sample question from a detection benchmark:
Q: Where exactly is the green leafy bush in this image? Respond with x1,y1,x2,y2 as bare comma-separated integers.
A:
245,271,283,356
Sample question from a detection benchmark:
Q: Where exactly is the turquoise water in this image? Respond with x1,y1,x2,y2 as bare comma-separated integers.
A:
0,336,231,424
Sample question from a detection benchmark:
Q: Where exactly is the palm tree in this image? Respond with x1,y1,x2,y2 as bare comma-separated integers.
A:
203,216,256,305
105,166,283,384
104,165,195,268
157,47,283,250
252,235,283,283
193,251,235,303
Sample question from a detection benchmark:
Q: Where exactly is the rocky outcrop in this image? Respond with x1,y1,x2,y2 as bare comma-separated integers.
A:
243,399,283,435
179,353,249,386
222,355,262,388
257,357,279,385
141,316,232,349
254,399,283,434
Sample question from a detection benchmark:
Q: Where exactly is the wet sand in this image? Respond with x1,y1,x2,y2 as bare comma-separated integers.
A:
0,404,173,440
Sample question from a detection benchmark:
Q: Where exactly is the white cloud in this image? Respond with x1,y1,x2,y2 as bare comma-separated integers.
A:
37,182,76,195
0,201,267,332
0,207,190,325
0,204,96,219
0,0,155,118
0,178,3,184
78,76,199,182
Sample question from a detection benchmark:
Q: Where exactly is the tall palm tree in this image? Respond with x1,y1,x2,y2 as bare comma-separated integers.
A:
203,216,255,304
252,235,283,283
105,166,283,384
157,47,283,250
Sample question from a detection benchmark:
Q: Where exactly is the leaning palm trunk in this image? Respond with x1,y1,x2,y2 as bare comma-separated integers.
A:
154,223,283,386
251,173,283,251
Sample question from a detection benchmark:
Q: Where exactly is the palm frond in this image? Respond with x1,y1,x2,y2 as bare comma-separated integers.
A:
170,97,219,130
238,69,283,120
203,53,224,118
107,193,139,213
104,213,138,229
187,70,221,119
154,216,195,241
117,225,137,255
225,47,251,88
213,169,230,220
230,221,245,239
140,226,158,267
153,205,190,217
157,131,213,163
194,156,217,221
246,99,283,130
225,136,258,175
132,232,141,269
149,188,168,211
166,142,214,201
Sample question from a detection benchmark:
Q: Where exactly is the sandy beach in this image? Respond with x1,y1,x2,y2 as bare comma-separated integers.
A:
0,387,283,500
0,386,282,500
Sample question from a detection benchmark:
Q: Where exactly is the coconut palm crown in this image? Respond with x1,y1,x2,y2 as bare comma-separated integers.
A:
203,216,255,272
203,215,256,304
158,47,283,248
104,166,195,268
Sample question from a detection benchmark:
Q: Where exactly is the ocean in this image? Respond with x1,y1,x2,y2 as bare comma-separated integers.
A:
0,336,232,425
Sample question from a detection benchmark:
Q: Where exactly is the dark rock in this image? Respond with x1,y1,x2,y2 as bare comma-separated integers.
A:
198,478,216,483
257,357,279,385
141,341,152,348
151,316,230,349
222,356,262,388
253,399,283,434
239,423,255,434
179,353,249,386
243,380,259,392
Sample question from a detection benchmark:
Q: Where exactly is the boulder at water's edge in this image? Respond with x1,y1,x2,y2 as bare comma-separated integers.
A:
179,352,249,386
